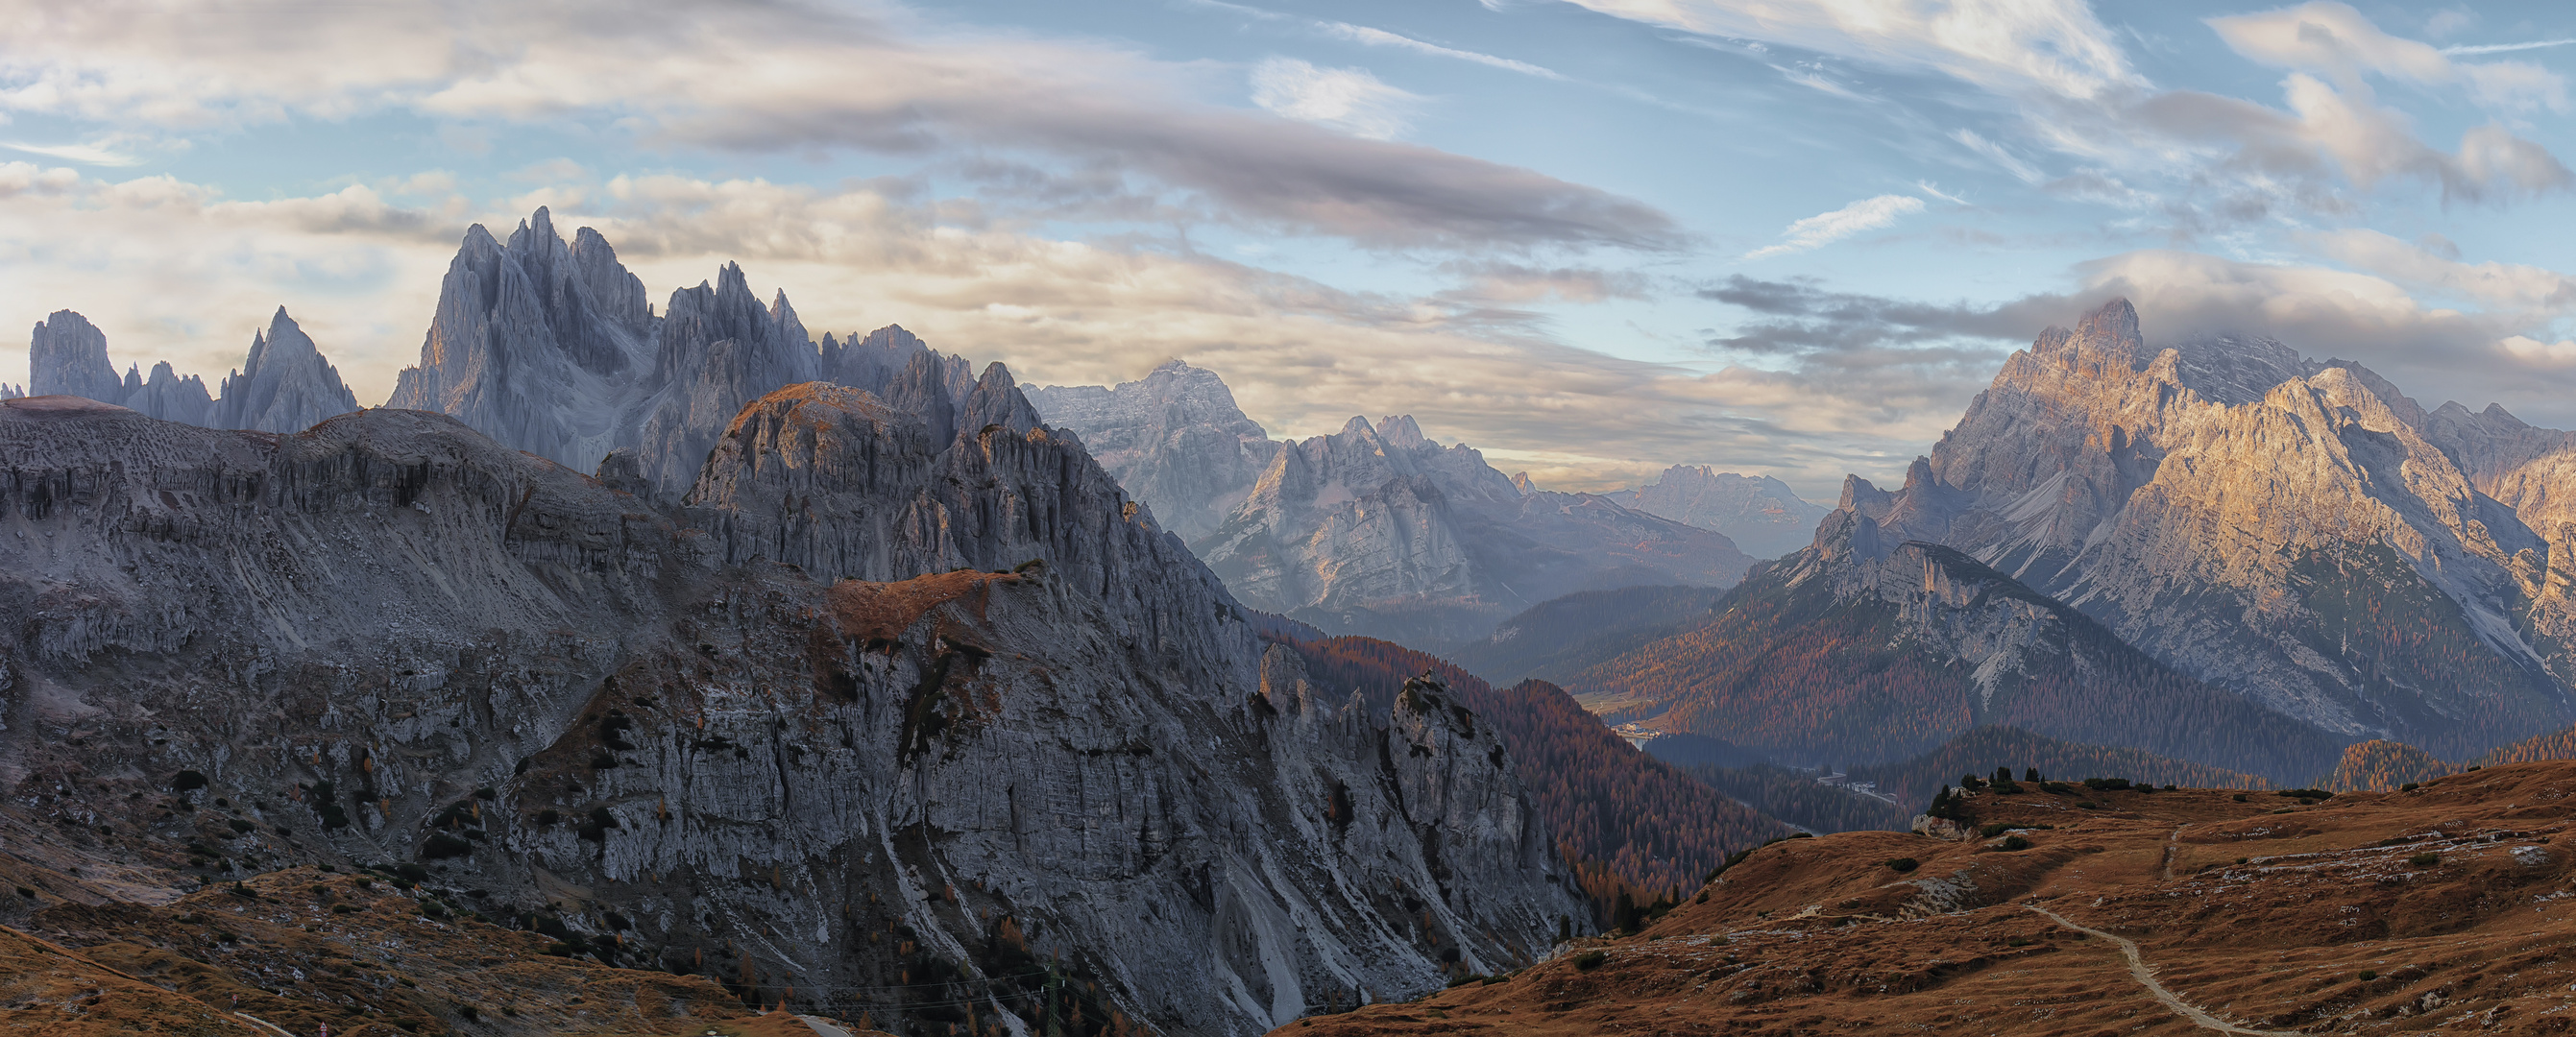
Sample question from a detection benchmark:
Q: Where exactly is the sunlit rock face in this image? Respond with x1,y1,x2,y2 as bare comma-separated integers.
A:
1821,297,2576,759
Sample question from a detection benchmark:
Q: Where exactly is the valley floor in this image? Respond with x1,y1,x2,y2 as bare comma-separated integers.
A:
1283,761,2576,1035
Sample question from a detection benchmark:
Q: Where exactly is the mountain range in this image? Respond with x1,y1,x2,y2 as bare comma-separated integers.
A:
1029,364,1756,645
1604,466,1828,559
1547,298,2576,790
27,306,358,433
0,212,1612,1035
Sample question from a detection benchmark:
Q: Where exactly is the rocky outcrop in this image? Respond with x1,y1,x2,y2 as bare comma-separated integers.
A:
124,361,213,426
381,208,980,497
0,376,1582,1035
207,308,360,433
628,265,825,492
1607,466,1828,559
24,307,352,430
1801,298,2575,759
1026,360,1282,542
1195,414,1753,646
382,207,656,470
27,310,122,405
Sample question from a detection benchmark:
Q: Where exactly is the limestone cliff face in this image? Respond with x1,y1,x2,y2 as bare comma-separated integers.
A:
1194,415,1752,646
1025,360,1283,542
1606,466,1828,559
1817,299,2574,759
0,381,1581,1035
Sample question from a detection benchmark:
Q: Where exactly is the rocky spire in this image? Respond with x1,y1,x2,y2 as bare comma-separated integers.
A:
384,207,655,469
28,310,124,404
127,360,213,426
208,308,360,433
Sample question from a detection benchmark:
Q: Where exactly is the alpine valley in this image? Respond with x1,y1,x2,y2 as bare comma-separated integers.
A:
22,214,2576,1037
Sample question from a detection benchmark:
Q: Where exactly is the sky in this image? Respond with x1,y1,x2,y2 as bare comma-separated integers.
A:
5,0,2576,499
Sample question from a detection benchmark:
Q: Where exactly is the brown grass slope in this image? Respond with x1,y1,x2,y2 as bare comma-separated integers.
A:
0,863,863,1037
1283,760,2576,1036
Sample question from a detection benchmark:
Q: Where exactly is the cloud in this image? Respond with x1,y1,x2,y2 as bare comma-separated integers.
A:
2310,228,2576,316
1555,0,2142,102
0,0,1677,252
2210,1,2568,112
0,140,141,166
1951,128,2046,184
1315,21,1567,80
1567,0,2571,226
1742,194,1924,259
1249,59,1418,140
2208,2,2452,86
2443,39,2576,57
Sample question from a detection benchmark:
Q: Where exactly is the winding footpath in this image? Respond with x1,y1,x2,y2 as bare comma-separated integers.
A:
2024,903,2299,1037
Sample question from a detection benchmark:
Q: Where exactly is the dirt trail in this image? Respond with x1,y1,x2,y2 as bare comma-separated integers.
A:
2025,903,2296,1036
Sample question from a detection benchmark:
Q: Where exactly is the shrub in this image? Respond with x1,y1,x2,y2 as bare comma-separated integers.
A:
2077,801,2100,810
2080,778,2131,791
1884,857,1919,873
2231,793,2248,803
1571,951,1608,972
422,833,474,859
1979,822,2013,838
2400,783,2419,792
172,770,208,791
2410,853,2441,867
2005,937,2030,947
227,819,255,834
2000,835,2032,851
2359,970,2378,981
536,808,560,826
2276,788,2333,800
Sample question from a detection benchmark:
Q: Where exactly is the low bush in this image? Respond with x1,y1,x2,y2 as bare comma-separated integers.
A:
1572,951,1608,971
1884,857,1919,873
2410,853,2441,867
2000,835,2032,851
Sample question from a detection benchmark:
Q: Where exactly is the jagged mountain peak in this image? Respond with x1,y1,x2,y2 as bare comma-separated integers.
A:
212,307,360,433
1790,301,2576,760
28,308,119,404
1377,413,1427,448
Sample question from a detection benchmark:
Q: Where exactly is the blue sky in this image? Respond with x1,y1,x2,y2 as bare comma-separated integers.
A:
4,0,2575,497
